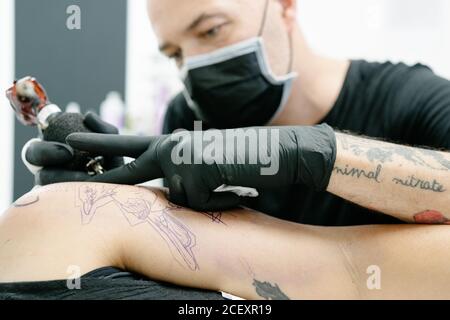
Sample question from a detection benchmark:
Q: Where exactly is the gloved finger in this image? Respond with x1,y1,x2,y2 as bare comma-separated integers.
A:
84,111,119,134
180,177,240,211
167,175,188,207
88,157,164,185
36,169,91,186
26,141,74,167
67,133,153,158
196,192,241,211
104,156,125,170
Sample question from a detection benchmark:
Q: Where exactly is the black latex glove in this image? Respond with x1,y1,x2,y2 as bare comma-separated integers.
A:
67,124,337,211
25,112,124,185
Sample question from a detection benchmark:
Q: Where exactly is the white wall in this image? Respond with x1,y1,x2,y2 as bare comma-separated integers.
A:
125,0,181,137
125,0,182,187
0,0,14,213
298,0,450,78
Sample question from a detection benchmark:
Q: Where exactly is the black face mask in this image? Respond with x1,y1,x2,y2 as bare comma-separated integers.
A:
180,1,297,129
181,38,296,129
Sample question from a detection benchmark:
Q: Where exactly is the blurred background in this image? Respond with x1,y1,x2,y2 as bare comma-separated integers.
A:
1,0,449,213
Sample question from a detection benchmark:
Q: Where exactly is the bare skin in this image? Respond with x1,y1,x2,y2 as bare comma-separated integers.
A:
147,0,450,222
1,182,450,300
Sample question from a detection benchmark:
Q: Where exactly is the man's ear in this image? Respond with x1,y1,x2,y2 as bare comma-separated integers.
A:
278,0,297,31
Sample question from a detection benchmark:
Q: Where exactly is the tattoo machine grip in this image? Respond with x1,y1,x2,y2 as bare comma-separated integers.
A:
5,76,104,174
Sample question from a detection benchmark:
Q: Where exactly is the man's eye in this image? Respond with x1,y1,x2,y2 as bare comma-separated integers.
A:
201,25,222,39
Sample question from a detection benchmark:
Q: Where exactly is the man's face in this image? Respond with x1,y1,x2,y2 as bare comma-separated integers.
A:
147,0,294,76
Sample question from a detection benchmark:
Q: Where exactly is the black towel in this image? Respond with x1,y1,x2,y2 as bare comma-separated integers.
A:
0,267,225,300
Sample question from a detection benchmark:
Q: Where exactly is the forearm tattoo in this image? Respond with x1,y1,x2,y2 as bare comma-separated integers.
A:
333,164,382,183
392,176,446,193
76,184,200,271
335,134,450,223
338,133,450,171
336,134,449,192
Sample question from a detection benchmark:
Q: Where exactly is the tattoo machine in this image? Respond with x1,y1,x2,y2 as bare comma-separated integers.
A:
5,76,104,175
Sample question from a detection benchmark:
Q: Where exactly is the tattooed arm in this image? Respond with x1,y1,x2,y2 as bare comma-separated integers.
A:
327,133,450,223
110,186,350,300
5,182,450,299
0,182,358,299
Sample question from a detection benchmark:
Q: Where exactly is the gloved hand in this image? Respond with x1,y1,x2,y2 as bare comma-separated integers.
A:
67,124,337,211
23,112,124,185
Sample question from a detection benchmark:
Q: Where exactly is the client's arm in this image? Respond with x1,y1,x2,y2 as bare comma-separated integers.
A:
119,186,450,300
2,182,450,299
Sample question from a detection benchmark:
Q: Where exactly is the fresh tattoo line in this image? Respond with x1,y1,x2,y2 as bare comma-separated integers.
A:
414,210,450,225
392,176,446,193
337,133,450,171
162,190,228,225
198,211,226,225
76,185,199,271
333,164,382,183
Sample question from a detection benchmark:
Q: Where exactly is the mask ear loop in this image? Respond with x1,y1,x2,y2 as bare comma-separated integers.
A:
286,31,294,74
258,0,270,37
258,0,294,75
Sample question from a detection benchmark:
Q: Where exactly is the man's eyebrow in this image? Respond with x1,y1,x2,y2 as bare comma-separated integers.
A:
186,13,226,32
158,13,227,53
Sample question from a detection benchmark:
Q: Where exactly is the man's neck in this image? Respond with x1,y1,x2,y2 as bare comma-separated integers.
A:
270,30,350,126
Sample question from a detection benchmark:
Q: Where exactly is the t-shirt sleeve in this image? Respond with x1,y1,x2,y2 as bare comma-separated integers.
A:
386,63,450,150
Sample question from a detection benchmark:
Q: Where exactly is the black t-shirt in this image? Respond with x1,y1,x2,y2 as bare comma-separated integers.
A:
163,60,450,226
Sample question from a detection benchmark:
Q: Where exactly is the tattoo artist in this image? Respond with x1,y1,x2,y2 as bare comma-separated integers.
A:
22,0,450,225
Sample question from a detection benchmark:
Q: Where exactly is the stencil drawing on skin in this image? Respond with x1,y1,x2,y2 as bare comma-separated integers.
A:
160,190,228,226
75,184,199,271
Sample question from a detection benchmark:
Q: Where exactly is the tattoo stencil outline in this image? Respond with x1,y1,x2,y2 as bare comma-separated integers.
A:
76,185,199,271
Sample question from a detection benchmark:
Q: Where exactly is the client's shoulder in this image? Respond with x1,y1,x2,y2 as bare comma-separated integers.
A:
0,182,169,282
